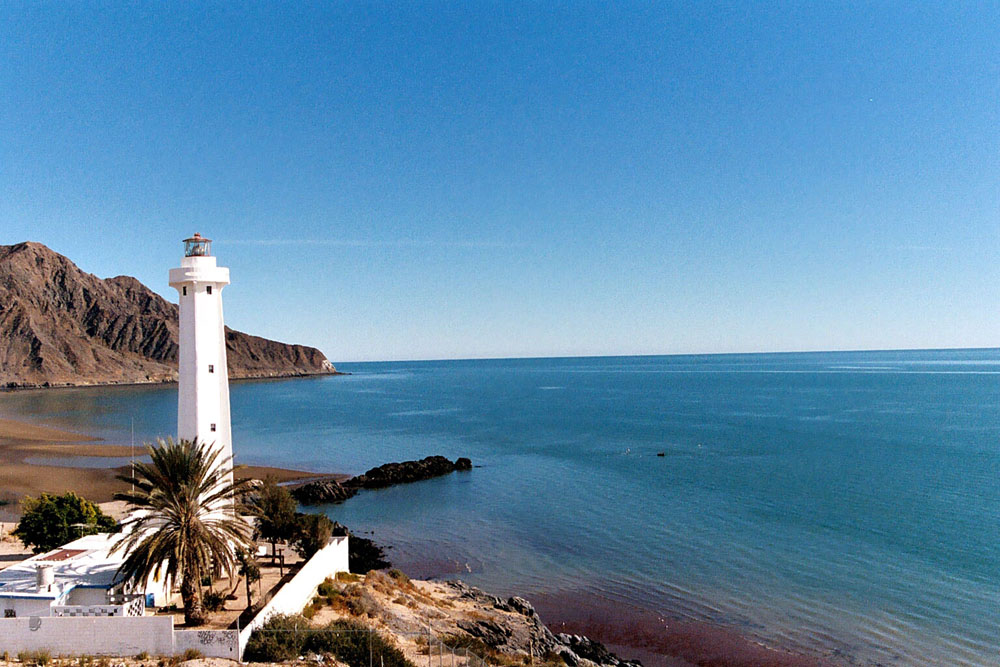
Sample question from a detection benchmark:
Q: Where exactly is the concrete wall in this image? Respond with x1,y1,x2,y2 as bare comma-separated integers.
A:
238,536,350,657
65,588,109,606
0,616,175,657
0,617,239,659
1,596,57,618
174,629,240,660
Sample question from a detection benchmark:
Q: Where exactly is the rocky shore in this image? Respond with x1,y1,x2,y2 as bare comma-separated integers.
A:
292,456,472,505
307,570,641,667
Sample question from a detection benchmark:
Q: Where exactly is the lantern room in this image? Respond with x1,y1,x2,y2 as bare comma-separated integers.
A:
183,233,211,258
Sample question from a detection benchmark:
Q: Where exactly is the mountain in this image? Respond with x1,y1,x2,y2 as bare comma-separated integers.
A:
0,242,335,388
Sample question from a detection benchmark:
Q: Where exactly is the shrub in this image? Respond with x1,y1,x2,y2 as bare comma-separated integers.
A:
202,589,227,612
13,492,118,553
243,613,312,662
17,650,51,666
303,605,317,620
317,577,337,597
307,619,414,667
387,568,410,584
134,651,150,660
180,648,203,661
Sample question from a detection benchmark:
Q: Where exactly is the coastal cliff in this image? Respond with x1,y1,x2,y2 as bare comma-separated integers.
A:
0,242,335,388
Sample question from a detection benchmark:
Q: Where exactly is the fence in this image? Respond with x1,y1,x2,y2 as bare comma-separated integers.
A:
241,625,490,667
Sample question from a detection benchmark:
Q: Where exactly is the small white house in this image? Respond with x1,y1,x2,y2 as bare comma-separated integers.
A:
0,532,171,619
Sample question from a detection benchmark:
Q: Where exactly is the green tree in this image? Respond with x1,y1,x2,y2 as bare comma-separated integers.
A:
13,492,118,553
246,477,298,557
292,512,333,559
112,437,255,626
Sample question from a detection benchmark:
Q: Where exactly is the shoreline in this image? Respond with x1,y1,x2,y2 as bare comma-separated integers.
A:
0,414,834,667
0,368,347,392
0,416,331,519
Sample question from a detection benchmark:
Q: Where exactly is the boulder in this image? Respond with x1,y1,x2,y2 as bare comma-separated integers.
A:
290,479,357,505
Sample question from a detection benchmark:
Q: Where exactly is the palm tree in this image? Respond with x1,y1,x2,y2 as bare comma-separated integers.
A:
112,437,256,626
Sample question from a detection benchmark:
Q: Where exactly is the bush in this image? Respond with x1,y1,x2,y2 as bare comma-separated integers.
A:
202,589,227,612
243,613,313,662
317,577,337,597
180,648,203,661
13,492,118,553
244,614,415,667
17,650,51,666
387,569,410,584
308,619,414,667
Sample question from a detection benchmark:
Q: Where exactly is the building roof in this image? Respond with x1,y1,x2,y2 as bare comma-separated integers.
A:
0,533,126,599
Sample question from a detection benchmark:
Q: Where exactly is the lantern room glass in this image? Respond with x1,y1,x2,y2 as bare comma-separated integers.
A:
184,237,211,257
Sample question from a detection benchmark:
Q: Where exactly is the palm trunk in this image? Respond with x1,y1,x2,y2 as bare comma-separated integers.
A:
181,561,207,626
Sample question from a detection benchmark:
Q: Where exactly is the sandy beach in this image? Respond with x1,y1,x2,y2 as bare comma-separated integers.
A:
0,416,328,520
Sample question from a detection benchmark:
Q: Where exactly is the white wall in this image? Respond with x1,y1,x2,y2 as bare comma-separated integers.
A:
1,596,56,618
0,616,175,657
174,629,240,659
239,536,350,657
65,588,109,606
0,616,239,658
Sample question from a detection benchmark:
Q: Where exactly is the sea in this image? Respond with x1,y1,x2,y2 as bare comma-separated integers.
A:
2,350,999,665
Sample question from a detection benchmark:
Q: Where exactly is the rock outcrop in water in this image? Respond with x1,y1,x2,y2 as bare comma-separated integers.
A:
344,455,472,489
290,478,358,505
291,456,473,505
0,241,335,388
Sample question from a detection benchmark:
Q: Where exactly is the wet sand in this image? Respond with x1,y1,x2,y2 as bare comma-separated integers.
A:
0,416,331,519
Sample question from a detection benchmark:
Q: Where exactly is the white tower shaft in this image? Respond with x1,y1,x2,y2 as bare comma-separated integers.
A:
168,248,233,483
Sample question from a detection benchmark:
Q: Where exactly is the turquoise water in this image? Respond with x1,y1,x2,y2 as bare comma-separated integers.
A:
2,350,999,664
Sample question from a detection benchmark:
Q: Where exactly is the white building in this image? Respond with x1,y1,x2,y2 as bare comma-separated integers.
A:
168,233,234,482
0,533,171,619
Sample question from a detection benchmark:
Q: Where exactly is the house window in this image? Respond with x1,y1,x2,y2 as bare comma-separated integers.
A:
4,609,14,618
208,364,214,373
207,286,212,295
182,287,187,296
210,423,217,432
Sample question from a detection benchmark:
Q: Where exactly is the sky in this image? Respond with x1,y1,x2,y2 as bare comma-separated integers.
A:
1,2,998,362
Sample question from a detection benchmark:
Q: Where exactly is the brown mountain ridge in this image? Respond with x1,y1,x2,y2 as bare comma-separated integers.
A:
0,241,335,388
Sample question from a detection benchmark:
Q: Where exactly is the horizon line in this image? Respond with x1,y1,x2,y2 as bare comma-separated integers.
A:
332,345,1000,365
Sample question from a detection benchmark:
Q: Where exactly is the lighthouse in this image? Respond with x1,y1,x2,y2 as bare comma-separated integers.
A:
168,233,234,483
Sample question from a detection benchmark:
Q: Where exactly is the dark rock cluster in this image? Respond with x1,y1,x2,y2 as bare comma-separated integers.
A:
290,479,357,505
0,241,335,388
344,455,473,490
291,456,473,505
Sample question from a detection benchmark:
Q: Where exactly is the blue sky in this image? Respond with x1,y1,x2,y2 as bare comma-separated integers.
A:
1,2,998,361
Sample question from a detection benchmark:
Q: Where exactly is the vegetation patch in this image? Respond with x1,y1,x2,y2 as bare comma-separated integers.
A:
13,492,117,553
244,613,414,667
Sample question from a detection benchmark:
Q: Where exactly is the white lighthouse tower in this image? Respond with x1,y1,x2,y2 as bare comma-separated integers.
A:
168,233,234,483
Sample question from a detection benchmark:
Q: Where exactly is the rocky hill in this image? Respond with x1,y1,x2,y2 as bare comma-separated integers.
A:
0,242,335,388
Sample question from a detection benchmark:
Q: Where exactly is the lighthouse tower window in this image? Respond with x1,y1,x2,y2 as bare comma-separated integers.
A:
207,286,212,295
210,423,217,432
182,287,187,296
208,365,214,373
